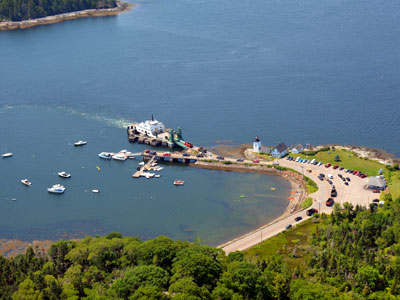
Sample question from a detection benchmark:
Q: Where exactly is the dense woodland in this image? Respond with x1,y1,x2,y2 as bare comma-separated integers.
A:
0,0,117,22
1,196,400,299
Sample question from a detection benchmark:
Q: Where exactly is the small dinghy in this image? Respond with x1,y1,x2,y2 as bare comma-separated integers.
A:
58,171,71,178
92,189,100,193
74,141,87,146
173,179,184,186
21,179,32,186
2,152,13,158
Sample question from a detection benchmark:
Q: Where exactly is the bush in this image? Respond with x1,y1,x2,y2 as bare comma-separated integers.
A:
319,147,330,152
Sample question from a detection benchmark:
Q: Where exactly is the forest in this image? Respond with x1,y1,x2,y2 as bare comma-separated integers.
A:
1,196,400,299
0,0,117,22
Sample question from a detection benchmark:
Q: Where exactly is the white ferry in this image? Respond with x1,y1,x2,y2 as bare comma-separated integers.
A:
134,119,165,137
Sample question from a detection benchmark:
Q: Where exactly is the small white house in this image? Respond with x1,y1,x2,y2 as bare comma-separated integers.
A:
253,137,261,153
290,144,304,154
271,142,288,158
367,177,386,190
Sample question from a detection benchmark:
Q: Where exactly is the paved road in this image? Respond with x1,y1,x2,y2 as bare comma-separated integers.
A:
220,158,374,253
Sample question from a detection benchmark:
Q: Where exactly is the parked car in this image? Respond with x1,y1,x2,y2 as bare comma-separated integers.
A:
326,198,334,206
319,173,325,177
325,163,331,168
285,224,292,230
328,179,333,184
253,160,260,163
144,150,151,153
344,181,349,186
372,190,381,193
163,152,171,157
338,174,343,178
333,165,339,169
196,154,204,157
306,208,318,216
361,174,367,178
346,177,351,181
236,158,244,162
317,162,323,166
339,167,344,170
182,153,190,157
331,189,337,197
372,199,380,203
294,216,303,222
216,156,224,160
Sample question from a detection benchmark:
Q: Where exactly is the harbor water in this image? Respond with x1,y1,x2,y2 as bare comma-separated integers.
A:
0,0,399,244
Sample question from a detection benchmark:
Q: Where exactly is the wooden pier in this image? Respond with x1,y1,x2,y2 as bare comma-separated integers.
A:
142,151,199,164
132,156,157,178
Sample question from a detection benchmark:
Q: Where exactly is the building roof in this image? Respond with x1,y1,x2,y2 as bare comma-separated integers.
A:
274,142,288,153
367,177,386,188
291,144,303,150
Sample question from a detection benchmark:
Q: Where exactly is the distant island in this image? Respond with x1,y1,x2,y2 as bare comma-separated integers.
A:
0,0,133,30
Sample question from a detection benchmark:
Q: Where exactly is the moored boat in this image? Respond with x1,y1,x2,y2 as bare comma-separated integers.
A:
173,179,184,186
99,152,112,159
47,184,65,194
112,153,127,161
92,189,100,193
2,152,13,158
58,171,71,178
74,141,87,146
21,179,32,186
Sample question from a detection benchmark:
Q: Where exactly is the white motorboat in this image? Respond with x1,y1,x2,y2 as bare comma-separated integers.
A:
119,149,128,153
142,172,155,179
74,141,87,146
154,174,161,178
47,184,66,194
99,152,112,159
92,189,100,193
112,153,127,161
138,162,145,166
21,179,32,186
58,171,71,178
2,152,13,158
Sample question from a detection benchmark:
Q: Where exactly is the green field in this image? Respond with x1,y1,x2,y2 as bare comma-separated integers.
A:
291,148,386,177
244,219,319,271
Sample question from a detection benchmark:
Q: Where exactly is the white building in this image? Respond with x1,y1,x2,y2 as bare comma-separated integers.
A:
290,144,304,154
253,137,261,153
135,119,165,137
271,142,288,158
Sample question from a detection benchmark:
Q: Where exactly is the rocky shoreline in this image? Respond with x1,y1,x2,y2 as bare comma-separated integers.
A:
0,1,134,31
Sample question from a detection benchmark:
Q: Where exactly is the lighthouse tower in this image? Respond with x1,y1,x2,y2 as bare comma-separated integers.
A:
253,136,261,153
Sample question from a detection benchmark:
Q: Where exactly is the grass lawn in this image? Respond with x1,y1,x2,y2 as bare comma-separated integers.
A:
390,171,400,200
292,149,386,177
244,219,319,271
301,197,313,210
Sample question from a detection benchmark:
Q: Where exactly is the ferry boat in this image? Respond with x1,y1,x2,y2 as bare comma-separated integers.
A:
112,153,127,161
74,141,87,146
134,118,165,137
173,179,184,186
99,152,112,159
2,152,13,158
21,179,32,186
47,184,66,194
58,171,71,178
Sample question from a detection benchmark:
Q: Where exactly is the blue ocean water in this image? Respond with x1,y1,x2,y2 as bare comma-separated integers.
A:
0,0,399,244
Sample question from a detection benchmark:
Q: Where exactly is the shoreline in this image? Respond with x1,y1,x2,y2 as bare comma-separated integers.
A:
191,161,308,248
0,1,134,31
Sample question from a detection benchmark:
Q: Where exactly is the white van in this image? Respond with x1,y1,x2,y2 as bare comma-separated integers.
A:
310,159,316,164
328,174,334,179
295,157,300,162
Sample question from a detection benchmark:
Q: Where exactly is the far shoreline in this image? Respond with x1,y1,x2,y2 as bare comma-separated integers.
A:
0,0,135,31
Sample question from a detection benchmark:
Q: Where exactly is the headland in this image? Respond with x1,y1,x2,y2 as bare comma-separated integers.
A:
0,1,134,31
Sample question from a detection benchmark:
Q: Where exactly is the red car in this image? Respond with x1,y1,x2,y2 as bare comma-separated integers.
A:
372,190,381,193
253,160,260,163
163,152,171,157
144,150,150,153
361,174,367,178
325,163,331,168
184,142,193,148
333,165,339,169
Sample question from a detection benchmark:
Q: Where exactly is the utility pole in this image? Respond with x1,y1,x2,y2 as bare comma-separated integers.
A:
261,230,262,242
